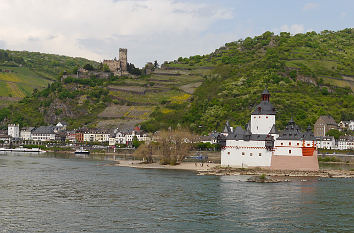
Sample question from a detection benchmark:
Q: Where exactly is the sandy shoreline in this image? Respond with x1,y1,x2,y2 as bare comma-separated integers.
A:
114,160,219,171
111,159,354,178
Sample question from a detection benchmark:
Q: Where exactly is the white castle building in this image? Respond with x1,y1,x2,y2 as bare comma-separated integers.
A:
221,90,319,171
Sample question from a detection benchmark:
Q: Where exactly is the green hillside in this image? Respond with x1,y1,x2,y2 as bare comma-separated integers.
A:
0,49,98,107
142,29,354,134
0,67,206,130
0,29,353,133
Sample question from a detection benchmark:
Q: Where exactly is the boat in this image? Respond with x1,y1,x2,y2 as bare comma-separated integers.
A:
75,147,90,155
0,147,46,153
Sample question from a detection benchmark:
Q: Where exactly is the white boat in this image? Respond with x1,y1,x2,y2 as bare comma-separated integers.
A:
0,147,46,153
75,147,90,155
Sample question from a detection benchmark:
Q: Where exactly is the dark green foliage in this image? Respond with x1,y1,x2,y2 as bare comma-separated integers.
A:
83,63,94,71
326,129,346,140
127,63,141,75
145,29,354,134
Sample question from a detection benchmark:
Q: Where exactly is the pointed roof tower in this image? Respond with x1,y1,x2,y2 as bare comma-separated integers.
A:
252,89,276,115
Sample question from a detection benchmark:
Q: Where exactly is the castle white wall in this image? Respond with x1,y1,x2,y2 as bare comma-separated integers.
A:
8,124,20,138
250,115,275,134
221,140,273,167
273,140,315,156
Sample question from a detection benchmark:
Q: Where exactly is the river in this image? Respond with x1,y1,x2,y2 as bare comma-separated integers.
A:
0,153,353,232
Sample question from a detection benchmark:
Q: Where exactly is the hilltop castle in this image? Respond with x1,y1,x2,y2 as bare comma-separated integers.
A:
103,48,128,76
221,90,319,171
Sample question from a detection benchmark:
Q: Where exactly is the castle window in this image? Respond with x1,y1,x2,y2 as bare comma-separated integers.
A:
250,153,253,156
266,116,268,119
297,143,299,146
289,150,291,154
281,143,283,146
259,153,262,156
289,142,291,145
242,152,245,155
227,152,230,155
307,144,310,146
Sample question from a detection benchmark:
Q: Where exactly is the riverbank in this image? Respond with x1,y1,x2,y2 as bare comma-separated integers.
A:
114,160,219,171
113,159,354,178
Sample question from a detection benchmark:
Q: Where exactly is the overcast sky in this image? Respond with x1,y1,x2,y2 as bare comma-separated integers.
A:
0,0,352,67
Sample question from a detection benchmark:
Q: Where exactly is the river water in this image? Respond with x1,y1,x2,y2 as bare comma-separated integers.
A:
0,153,353,232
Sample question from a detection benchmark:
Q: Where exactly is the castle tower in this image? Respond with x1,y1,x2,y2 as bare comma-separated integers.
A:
119,48,127,72
8,124,20,138
250,89,276,135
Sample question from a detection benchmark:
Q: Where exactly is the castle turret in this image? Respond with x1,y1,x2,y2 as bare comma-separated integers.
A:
250,89,276,135
119,48,127,72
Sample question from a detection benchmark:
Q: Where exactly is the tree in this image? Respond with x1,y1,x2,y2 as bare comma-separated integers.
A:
326,129,344,140
155,129,197,165
154,60,159,69
132,136,144,148
133,142,154,163
83,63,94,71
102,64,110,72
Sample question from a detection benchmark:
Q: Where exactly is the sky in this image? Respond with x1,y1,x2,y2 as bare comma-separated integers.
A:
0,0,352,67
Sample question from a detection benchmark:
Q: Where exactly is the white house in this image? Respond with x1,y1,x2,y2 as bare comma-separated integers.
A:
315,136,336,149
83,130,110,143
349,120,354,131
8,124,20,138
109,128,150,146
31,126,56,141
337,136,354,150
221,90,319,171
20,127,35,141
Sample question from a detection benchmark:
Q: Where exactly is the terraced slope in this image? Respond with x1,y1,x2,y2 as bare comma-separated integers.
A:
96,67,207,129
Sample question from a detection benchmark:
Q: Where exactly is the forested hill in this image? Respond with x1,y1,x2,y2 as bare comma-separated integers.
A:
142,28,354,134
0,29,353,133
0,49,98,107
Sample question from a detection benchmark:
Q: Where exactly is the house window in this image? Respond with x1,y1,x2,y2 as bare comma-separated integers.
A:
289,150,291,154
289,142,291,145
297,143,299,146
266,116,268,119
307,144,310,146
242,152,245,155
259,153,262,156
250,153,253,156
227,152,230,155
281,143,283,146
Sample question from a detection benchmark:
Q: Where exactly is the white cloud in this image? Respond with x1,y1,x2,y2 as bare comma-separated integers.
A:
279,24,305,35
0,0,233,66
303,2,319,11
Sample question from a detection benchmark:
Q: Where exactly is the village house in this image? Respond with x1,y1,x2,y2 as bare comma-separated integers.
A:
31,126,56,142
221,90,319,171
20,127,35,141
314,115,338,137
200,132,221,144
54,122,67,132
66,130,77,143
109,126,150,146
0,130,11,144
337,136,354,150
83,129,110,143
315,136,336,149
